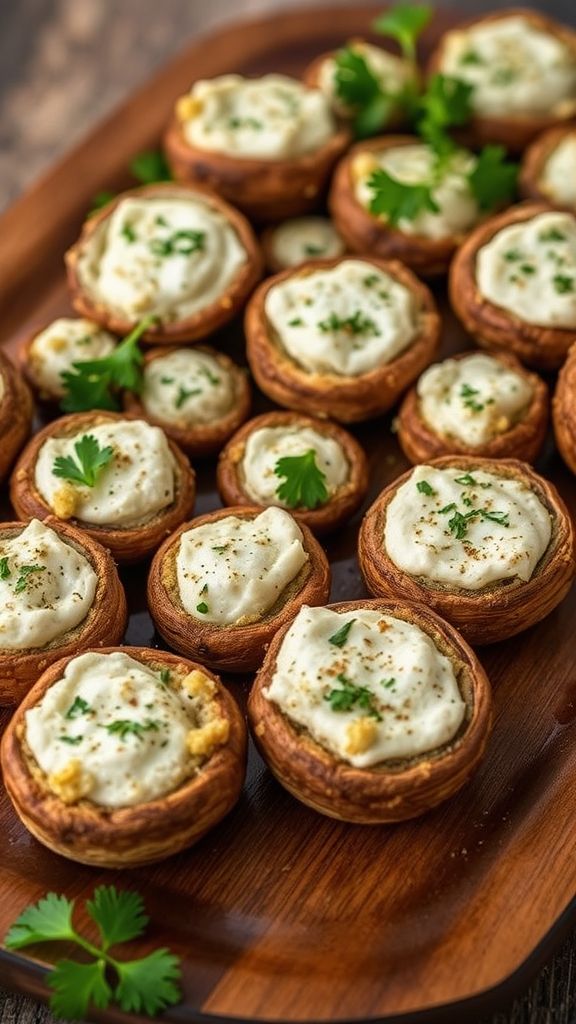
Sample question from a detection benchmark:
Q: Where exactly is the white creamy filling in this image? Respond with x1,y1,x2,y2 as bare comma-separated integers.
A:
176,506,308,625
142,349,236,427
318,42,415,116
25,651,205,807
178,74,336,159
417,353,534,447
476,211,576,328
265,605,466,767
0,520,97,651
35,420,176,528
28,318,117,397
264,259,418,376
439,16,576,116
353,144,480,240
540,134,576,207
385,465,552,591
269,217,345,268
241,425,349,506
76,195,247,323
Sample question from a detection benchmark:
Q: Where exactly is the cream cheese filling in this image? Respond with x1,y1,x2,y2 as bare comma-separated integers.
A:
264,259,419,376
539,133,576,207
241,425,349,506
476,211,576,328
0,519,97,651
439,16,576,117
35,419,176,528
76,195,247,324
177,74,336,159
353,144,480,239
176,506,308,625
28,318,117,398
417,353,534,447
25,651,227,808
269,217,345,268
141,349,236,427
264,605,466,767
384,465,552,591
318,42,415,116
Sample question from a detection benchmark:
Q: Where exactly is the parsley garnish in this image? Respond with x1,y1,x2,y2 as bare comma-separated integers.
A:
440,504,510,540
160,668,171,684
200,366,220,386
324,675,382,721
368,168,439,225
333,47,394,138
274,449,328,510
196,602,209,614
65,696,91,720
504,249,522,263
553,275,574,294
304,243,325,256
89,190,116,214
14,565,46,594
174,385,202,409
373,3,431,60
149,229,205,257
58,735,83,746
0,557,10,580
104,719,160,741
467,145,518,210
459,49,483,66
60,315,154,413
317,310,380,335
121,223,137,243
328,619,356,648
228,116,263,129
540,228,566,243
454,473,479,486
4,886,181,1020
460,383,484,413
417,480,435,496
129,149,171,184
288,317,304,326
416,74,473,155
211,544,229,554
381,677,396,689
53,434,114,488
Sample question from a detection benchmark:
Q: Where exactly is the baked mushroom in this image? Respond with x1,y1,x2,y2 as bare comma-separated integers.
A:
427,9,576,153
0,647,247,867
359,457,576,645
520,122,576,210
147,505,330,673
0,518,127,706
0,351,34,484
217,411,369,535
303,39,417,125
163,74,351,221
65,182,262,344
329,136,497,277
450,204,576,371
245,256,440,423
248,599,492,823
10,412,196,564
397,351,549,465
20,317,118,404
261,216,345,273
123,345,251,458
553,341,576,474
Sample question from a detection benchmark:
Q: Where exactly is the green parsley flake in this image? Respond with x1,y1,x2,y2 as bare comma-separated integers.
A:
324,674,382,720
553,275,574,294
0,557,10,580
417,480,435,496
14,565,46,594
317,310,380,336
65,696,91,720
328,619,356,648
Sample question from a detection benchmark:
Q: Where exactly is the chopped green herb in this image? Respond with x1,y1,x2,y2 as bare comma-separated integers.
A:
504,249,522,262
328,619,356,648
417,480,435,496
160,669,171,685
363,274,380,287
440,504,510,540
58,735,83,746
211,544,229,554
454,473,478,486
130,149,171,184
333,47,394,138
60,316,154,413
104,720,160,741
4,886,182,1020
317,310,380,335
121,223,137,243
381,677,396,689
467,145,518,211
520,263,535,276
196,602,209,615
373,3,432,60
274,449,328,510
304,243,325,256
160,376,175,385
540,227,566,242
149,229,205,257
460,383,484,413
53,434,114,488
228,116,263,129
553,275,574,294
14,565,46,594
200,366,220,386
0,557,10,581
65,697,91,720
324,675,382,721
89,190,116,214
174,385,202,409
459,49,483,66
368,167,439,225
288,318,304,327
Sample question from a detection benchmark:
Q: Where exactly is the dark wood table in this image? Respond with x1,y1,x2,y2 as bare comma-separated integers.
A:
0,1,575,1022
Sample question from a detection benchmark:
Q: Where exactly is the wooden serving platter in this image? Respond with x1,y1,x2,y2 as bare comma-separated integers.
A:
1,5,576,1022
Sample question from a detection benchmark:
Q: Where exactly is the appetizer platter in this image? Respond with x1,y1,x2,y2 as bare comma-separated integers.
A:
1,4,576,1023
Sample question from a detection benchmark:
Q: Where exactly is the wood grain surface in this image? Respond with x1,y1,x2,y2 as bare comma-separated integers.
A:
1,3,576,1024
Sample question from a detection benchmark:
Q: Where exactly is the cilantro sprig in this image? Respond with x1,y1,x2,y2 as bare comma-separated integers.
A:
60,315,154,413
274,449,328,510
89,150,171,214
52,434,114,488
373,3,432,60
324,674,382,721
4,887,182,1021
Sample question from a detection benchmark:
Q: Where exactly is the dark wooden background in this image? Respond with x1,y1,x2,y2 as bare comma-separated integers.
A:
0,1,575,1022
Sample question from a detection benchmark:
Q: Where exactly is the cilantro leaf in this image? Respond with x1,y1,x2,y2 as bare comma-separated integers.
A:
417,74,473,156
324,676,382,721
115,949,182,1016
86,886,149,949
14,564,46,594
0,557,10,580
52,434,114,488
417,480,435,496
274,449,328,510
5,894,76,948
89,190,116,215
373,3,432,60
328,619,356,648
130,150,172,185
467,145,518,210
368,167,439,225
334,48,394,137
49,959,112,1021
60,315,154,412
355,92,395,138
